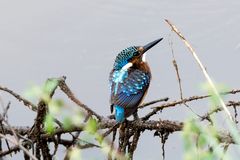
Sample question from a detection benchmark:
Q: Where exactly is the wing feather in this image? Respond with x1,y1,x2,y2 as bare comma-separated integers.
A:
109,68,151,116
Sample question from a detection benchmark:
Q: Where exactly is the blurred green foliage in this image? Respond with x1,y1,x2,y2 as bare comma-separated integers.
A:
24,80,127,160
182,82,240,160
25,79,240,160
183,119,230,160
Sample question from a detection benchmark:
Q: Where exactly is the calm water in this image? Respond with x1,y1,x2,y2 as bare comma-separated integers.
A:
0,0,240,159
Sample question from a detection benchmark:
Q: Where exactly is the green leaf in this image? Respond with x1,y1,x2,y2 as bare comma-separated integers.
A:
63,117,73,130
48,99,64,114
197,134,207,148
44,114,55,134
85,117,98,134
43,78,59,95
96,134,103,144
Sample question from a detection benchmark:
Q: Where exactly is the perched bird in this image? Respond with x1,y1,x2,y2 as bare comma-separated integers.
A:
109,38,163,123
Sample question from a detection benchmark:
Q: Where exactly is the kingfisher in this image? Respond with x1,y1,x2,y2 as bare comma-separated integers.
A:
109,38,163,123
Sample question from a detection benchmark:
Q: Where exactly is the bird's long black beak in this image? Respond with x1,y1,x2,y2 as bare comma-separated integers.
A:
142,38,163,53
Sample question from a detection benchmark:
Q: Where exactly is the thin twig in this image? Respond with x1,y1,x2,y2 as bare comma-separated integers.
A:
201,101,240,121
0,125,30,135
2,102,10,120
58,79,102,121
168,36,203,119
169,35,183,100
165,19,233,121
102,123,120,138
0,133,37,160
139,97,169,109
0,145,19,157
143,94,209,120
0,102,11,153
0,86,37,111
143,89,240,121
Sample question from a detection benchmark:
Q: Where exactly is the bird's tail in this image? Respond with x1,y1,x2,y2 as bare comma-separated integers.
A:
115,105,125,123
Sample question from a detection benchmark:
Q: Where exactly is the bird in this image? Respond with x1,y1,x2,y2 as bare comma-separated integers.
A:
109,38,163,123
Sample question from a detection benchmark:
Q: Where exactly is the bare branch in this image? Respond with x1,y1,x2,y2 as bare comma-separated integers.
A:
168,36,183,100
146,89,240,121
0,85,37,111
201,101,240,121
139,97,169,109
0,145,19,157
0,133,37,160
58,78,102,121
0,76,239,159
165,19,233,121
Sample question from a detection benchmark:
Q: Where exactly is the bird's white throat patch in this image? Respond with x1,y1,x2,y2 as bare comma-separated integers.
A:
142,54,146,62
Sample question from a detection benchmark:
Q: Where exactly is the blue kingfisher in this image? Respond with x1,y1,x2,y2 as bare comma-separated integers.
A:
109,38,163,123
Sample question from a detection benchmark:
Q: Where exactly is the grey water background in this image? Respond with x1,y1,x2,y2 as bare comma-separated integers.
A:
0,0,240,159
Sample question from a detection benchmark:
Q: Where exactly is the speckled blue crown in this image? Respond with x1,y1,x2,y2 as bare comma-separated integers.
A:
113,46,138,70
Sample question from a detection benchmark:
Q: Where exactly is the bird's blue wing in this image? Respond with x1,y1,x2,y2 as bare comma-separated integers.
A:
109,69,151,116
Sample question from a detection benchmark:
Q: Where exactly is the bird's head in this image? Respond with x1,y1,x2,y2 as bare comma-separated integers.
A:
113,38,163,70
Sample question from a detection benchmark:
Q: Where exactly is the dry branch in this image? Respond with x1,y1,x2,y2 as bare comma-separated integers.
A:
58,78,102,121
0,133,37,160
149,89,240,120
165,19,233,121
0,85,37,111
0,75,240,159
